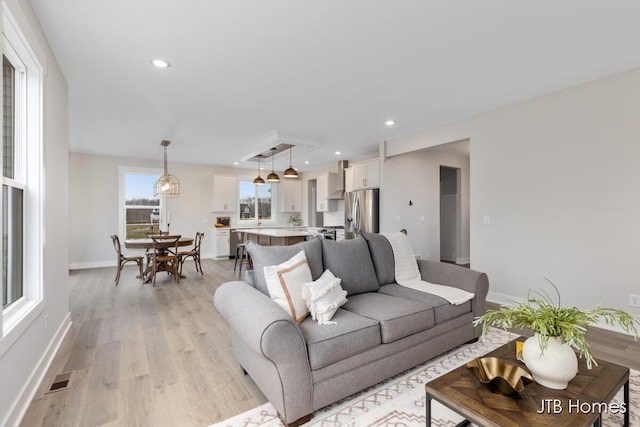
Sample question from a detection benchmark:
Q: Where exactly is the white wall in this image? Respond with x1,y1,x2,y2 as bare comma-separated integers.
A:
0,0,70,424
381,148,470,261
68,153,323,267
385,66,640,320
69,153,223,266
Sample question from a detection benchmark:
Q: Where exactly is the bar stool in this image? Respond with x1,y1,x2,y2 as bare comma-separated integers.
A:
234,230,248,273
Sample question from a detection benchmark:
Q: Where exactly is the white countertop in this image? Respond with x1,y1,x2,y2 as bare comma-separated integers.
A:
240,228,321,238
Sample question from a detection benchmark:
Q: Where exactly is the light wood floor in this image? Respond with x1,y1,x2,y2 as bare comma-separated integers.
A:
21,262,640,426
21,259,267,427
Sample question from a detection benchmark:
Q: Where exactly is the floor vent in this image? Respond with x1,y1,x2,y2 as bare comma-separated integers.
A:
46,372,73,393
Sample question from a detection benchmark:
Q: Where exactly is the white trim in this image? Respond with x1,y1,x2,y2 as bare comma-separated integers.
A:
1,313,71,427
1,2,44,342
455,257,470,265
0,300,43,357
69,260,116,270
118,166,163,237
486,291,637,337
70,253,215,270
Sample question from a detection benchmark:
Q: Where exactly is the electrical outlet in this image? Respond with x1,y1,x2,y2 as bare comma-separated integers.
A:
630,294,640,308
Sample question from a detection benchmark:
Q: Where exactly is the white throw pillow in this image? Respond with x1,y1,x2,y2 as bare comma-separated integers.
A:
263,251,312,324
302,269,348,325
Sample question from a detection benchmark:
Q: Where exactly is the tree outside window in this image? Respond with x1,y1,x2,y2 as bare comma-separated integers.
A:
239,181,272,221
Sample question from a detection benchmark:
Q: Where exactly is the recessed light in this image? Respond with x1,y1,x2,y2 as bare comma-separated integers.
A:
304,161,310,164
233,162,239,165
335,151,341,155
385,120,395,126
151,59,170,68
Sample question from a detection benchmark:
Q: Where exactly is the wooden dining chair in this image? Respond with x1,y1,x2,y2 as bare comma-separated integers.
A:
111,234,144,286
149,234,182,286
178,232,204,276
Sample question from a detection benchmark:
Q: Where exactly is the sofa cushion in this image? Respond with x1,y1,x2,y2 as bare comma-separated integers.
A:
302,269,348,325
378,284,472,324
263,250,312,324
298,308,380,370
247,237,323,295
321,237,379,295
361,231,395,286
342,293,434,343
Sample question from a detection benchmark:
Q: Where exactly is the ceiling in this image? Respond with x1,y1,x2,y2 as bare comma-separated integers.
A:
31,0,640,172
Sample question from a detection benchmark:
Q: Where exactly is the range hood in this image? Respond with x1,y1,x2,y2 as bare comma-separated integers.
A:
329,160,349,200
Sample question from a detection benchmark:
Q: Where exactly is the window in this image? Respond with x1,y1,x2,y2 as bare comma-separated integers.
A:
122,172,162,239
1,3,44,342
239,181,272,221
2,45,25,310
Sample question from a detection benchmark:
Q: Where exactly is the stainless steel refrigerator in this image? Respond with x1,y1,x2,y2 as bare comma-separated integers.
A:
345,189,379,239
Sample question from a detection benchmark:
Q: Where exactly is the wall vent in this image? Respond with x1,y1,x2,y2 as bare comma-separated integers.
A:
46,372,73,393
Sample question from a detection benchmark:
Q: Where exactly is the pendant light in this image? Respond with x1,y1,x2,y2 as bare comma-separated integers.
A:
266,148,280,182
253,155,265,185
153,140,180,197
283,145,298,178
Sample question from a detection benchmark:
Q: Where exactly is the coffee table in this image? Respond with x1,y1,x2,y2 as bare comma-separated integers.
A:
425,337,630,427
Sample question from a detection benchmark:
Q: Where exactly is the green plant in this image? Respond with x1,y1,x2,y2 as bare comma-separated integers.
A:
288,214,302,226
474,280,640,369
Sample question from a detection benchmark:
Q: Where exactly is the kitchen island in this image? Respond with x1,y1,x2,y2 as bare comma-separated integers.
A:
241,228,322,246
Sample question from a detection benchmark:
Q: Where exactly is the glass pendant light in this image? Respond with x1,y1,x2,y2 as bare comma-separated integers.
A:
153,140,180,197
266,148,280,182
283,145,298,178
253,155,265,185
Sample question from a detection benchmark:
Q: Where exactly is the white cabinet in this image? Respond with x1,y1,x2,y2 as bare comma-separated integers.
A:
316,173,338,212
278,179,303,212
346,159,379,192
215,229,230,258
212,175,237,212
344,167,355,193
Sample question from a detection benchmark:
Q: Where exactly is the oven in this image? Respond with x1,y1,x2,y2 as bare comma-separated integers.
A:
318,226,344,240
319,228,336,240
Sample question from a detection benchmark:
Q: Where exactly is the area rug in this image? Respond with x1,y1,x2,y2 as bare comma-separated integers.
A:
211,328,639,426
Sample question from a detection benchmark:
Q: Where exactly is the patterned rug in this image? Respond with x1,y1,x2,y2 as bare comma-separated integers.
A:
211,328,639,426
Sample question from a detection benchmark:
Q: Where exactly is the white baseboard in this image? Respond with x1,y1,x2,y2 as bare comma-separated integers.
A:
3,312,72,427
70,254,217,270
485,291,635,337
486,290,520,306
69,260,114,270
456,257,470,265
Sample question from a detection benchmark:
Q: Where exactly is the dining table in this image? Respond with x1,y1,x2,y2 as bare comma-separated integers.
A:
124,236,194,282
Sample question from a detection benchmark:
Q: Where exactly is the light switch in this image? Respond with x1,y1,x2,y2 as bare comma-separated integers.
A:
483,216,490,225
420,216,425,222
395,216,401,222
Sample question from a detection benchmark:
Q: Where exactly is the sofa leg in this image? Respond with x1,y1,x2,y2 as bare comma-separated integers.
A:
467,337,479,345
241,367,248,376
280,413,312,427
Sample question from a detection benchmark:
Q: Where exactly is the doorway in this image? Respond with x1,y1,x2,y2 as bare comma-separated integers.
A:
440,166,461,263
307,179,323,227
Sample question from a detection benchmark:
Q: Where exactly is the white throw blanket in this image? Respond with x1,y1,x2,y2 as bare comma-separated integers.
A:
381,232,475,305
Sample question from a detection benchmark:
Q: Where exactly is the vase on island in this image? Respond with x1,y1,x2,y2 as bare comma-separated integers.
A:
521,334,578,390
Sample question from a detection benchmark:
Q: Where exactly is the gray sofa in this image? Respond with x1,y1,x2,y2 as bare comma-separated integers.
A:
214,233,489,426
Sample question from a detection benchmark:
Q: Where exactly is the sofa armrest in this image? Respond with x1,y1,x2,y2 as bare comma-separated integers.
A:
214,281,312,423
416,260,489,319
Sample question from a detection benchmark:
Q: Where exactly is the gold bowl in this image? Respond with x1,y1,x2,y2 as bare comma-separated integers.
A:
465,357,533,395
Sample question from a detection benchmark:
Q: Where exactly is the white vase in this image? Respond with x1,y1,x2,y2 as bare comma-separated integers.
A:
521,334,578,390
